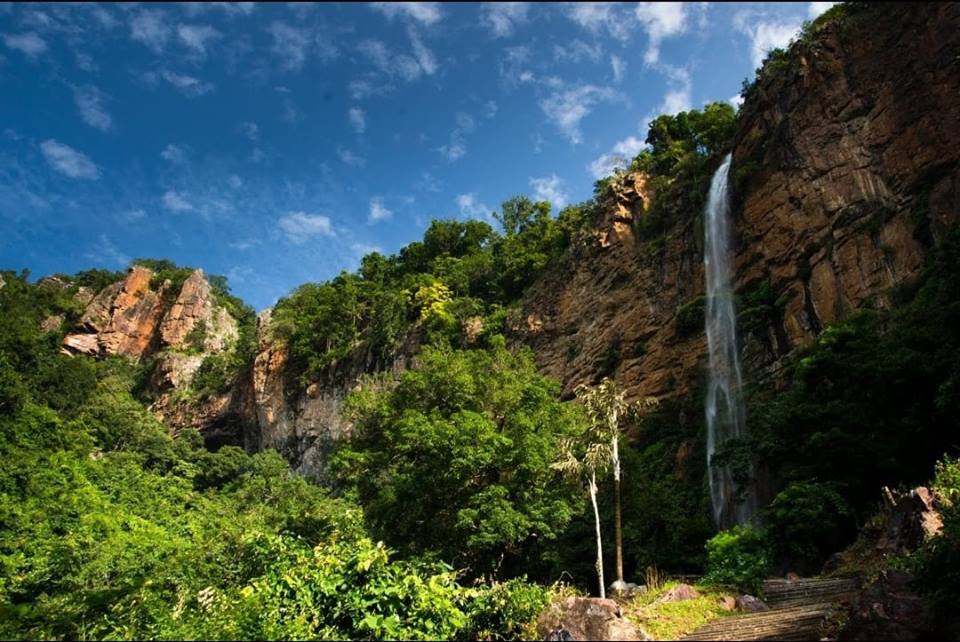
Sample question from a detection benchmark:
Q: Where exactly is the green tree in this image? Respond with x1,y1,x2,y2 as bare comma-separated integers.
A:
335,338,584,577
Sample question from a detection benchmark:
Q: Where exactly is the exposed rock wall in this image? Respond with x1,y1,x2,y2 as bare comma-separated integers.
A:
516,3,960,403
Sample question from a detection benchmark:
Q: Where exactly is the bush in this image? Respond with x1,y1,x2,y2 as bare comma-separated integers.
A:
703,525,771,594
764,481,851,571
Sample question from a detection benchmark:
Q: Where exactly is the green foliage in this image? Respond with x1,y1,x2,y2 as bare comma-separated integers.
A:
763,481,851,570
273,198,592,388
918,456,960,626
0,273,556,640
334,338,585,579
626,580,735,640
730,229,960,569
625,102,736,241
132,258,194,294
703,526,771,595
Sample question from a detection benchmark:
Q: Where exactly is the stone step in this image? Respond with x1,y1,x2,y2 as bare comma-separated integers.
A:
680,578,857,642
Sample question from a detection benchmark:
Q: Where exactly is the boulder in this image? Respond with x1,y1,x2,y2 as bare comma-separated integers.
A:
658,583,700,603
535,597,646,641
719,596,737,612
737,595,770,612
840,570,934,640
609,580,646,599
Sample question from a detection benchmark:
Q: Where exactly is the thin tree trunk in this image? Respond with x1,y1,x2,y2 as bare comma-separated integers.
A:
613,434,624,585
589,470,605,599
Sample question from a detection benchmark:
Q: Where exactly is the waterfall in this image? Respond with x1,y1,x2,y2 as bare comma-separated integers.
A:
703,153,755,527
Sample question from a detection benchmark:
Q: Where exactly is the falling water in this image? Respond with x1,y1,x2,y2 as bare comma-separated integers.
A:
703,153,755,527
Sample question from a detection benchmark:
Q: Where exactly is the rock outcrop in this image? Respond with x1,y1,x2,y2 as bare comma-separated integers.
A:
535,597,647,641
63,266,167,360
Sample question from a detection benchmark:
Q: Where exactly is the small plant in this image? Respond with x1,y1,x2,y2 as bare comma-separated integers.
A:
703,525,771,595
644,565,666,591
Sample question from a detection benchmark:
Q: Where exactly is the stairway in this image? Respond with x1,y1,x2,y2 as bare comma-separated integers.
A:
682,578,858,641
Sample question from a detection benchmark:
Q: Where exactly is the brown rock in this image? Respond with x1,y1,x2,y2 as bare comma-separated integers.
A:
79,281,123,333
719,596,737,612
62,333,99,355
73,286,95,307
98,266,166,359
786,571,801,582
737,595,770,613
535,597,647,641
40,315,63,333
159,269,237,352
658,583,700,603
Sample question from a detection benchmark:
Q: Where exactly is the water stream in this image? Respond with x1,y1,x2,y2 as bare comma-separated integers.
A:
703,153,756,527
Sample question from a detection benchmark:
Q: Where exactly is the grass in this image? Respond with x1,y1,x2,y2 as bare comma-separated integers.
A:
623,580,736,640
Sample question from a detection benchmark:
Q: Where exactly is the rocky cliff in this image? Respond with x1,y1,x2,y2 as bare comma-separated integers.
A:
515,3,960,403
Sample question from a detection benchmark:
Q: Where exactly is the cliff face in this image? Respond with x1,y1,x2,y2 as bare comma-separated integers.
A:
516,3,960,403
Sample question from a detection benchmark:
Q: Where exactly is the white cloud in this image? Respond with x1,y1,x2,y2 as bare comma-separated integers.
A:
162,190,194,212
281,98,302,123
240,121,258,140
348,107,366,133
480,3,529,38
160,144,188,164
177,23,222,57
117,209,147,223
809,2,837,19
370,2,441,25
635,2,688,65
279,211,335,243
438,112,475,162
553,39,603,64
75,52,97,72
530,174,569,208
357,39,425,81
268,21,311,71
129,10,171,54
86,234,129,268
74,85,112,132
484,100,498,119
610,55,626,83
2,32,47,58
456,193,491,219
40,139,99,179
348,79,392,100
539,84,619,144
407,28,437,75
588,135,645,179
228,174,243,189
657,64,692,115
730,93,744,108
565,3,632,41
352,242,382,257
734,11,801,70
161,70,215,97
368,197,392,223
337,147,366,167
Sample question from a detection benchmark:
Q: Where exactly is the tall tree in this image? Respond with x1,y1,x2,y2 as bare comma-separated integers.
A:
574,378,658,589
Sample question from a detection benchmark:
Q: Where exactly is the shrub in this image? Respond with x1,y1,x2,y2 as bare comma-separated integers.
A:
703,525,771,594
763,481,851,571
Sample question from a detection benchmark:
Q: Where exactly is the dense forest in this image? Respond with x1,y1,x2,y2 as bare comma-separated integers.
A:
2,3,959,640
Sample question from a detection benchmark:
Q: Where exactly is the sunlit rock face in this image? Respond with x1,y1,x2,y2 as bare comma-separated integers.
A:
515,3,960,407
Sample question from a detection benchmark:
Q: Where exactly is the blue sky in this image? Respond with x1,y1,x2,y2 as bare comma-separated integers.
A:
0,2,834,310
